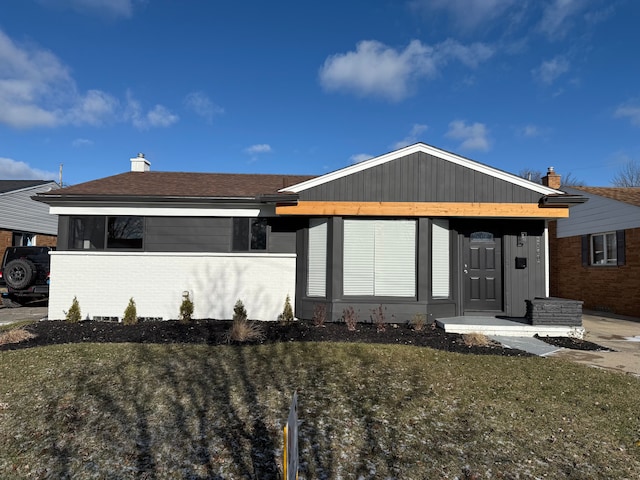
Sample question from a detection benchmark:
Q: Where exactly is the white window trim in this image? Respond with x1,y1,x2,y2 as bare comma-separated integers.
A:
590,232,617,266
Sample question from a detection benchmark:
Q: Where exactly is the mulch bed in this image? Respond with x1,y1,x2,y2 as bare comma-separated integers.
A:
0,319,609,355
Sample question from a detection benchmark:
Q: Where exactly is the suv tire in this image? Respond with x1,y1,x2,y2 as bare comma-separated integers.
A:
4,259,36,289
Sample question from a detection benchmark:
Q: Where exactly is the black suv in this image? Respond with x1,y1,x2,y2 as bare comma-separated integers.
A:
0,246,54,306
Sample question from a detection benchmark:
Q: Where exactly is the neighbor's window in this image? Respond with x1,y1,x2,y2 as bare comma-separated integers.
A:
12,232,35,246
591,232,616,265
343,219,416,297
70,216,143,250
232,218,268,251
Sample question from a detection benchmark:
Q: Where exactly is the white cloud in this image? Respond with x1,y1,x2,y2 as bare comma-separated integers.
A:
538,0,587,40
0,29,175,130
67,89,119,126
125,91,178,129
319,39,493,101
614,101,640,127
72,138,94,147
532,56,570,85
184,91,224,123
38,0,135,18
520,124,541,137
446,120,490,151
245,144,272,155
393,124,429,149
0,157,58,180
350,153,374,164
411,0,518,31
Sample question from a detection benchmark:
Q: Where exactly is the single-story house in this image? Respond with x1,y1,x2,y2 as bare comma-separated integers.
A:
549,185,640,317
36,144,585,322
0,180,59,262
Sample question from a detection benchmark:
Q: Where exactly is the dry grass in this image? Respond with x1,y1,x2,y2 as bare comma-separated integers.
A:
0,328,36,346
1,342,640,479
463,332,491,346
225,318,265,343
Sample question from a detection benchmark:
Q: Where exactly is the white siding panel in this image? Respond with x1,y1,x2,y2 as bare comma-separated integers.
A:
307,219,327,297
47,252,296,321
432,219,450,298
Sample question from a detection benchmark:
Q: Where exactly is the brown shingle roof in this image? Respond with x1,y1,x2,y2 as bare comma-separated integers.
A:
572,187,640,208
41,172,316,198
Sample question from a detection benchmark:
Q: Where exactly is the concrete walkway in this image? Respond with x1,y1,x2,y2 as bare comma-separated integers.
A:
549,311,640,377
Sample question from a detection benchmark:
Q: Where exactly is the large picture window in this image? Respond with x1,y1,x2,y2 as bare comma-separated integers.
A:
232,218,267,251
343,219,416,297
591,232,616,265
70,216,143,250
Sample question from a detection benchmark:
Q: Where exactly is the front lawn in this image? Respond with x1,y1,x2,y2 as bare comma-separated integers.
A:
1,342,639,479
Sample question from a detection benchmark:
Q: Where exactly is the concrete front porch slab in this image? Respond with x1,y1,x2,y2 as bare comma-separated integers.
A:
436,316,585,338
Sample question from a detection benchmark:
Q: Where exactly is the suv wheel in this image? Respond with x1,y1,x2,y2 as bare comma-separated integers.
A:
4,259,36,289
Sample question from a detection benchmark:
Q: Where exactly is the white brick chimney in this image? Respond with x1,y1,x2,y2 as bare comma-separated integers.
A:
130,153,150,172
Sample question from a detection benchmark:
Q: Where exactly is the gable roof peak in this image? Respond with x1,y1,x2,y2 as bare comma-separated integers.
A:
281,142,562,196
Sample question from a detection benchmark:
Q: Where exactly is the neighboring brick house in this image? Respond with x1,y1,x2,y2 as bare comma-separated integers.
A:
0,180,59,262
549,184,640,317
37,145,585,322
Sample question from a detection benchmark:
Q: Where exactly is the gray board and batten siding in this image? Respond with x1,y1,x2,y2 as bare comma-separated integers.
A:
56,216,299,253
298,151,543,204
295,216,548,323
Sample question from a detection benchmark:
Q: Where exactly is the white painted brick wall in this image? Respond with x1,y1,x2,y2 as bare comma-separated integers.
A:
48,252,296,321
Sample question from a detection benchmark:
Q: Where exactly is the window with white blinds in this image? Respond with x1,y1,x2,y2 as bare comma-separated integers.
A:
343,219,416,297
432,219,450,298
307,219,327,297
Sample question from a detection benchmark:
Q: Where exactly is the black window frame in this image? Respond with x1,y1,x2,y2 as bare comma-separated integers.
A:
232,217,268,252
69,215,144,251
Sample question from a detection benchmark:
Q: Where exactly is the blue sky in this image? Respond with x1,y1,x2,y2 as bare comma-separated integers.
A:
1,0,640,187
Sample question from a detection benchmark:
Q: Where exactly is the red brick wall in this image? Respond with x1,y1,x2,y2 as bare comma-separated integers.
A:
549,222,640,317
0,229,57,263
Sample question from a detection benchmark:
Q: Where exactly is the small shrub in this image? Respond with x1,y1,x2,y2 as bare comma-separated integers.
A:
278,294,294,324
342,306,358,331
65,296,81,323
233,299,248,322
312,303,327,327
371,304,386,332
0,328,36,346
123,298,138,325
225,319,265,343
179,292,194,323
463,332,491,347
410,313,427,331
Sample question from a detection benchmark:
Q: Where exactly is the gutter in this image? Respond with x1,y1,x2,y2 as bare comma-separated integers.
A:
539,194,588,208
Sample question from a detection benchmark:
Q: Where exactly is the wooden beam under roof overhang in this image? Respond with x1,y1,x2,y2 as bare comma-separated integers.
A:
276,201,570,218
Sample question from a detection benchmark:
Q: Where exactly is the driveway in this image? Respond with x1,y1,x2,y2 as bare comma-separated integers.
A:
0,301,48,326
550,310,640,377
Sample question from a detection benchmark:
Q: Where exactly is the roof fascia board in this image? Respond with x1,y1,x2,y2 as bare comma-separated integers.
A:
34,195,263,205
280,143,562,196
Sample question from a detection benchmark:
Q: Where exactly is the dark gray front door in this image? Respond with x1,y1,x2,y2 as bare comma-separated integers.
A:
463,231,502,312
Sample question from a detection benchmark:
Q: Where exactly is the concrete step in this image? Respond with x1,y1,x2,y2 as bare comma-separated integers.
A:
437,316,585,339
